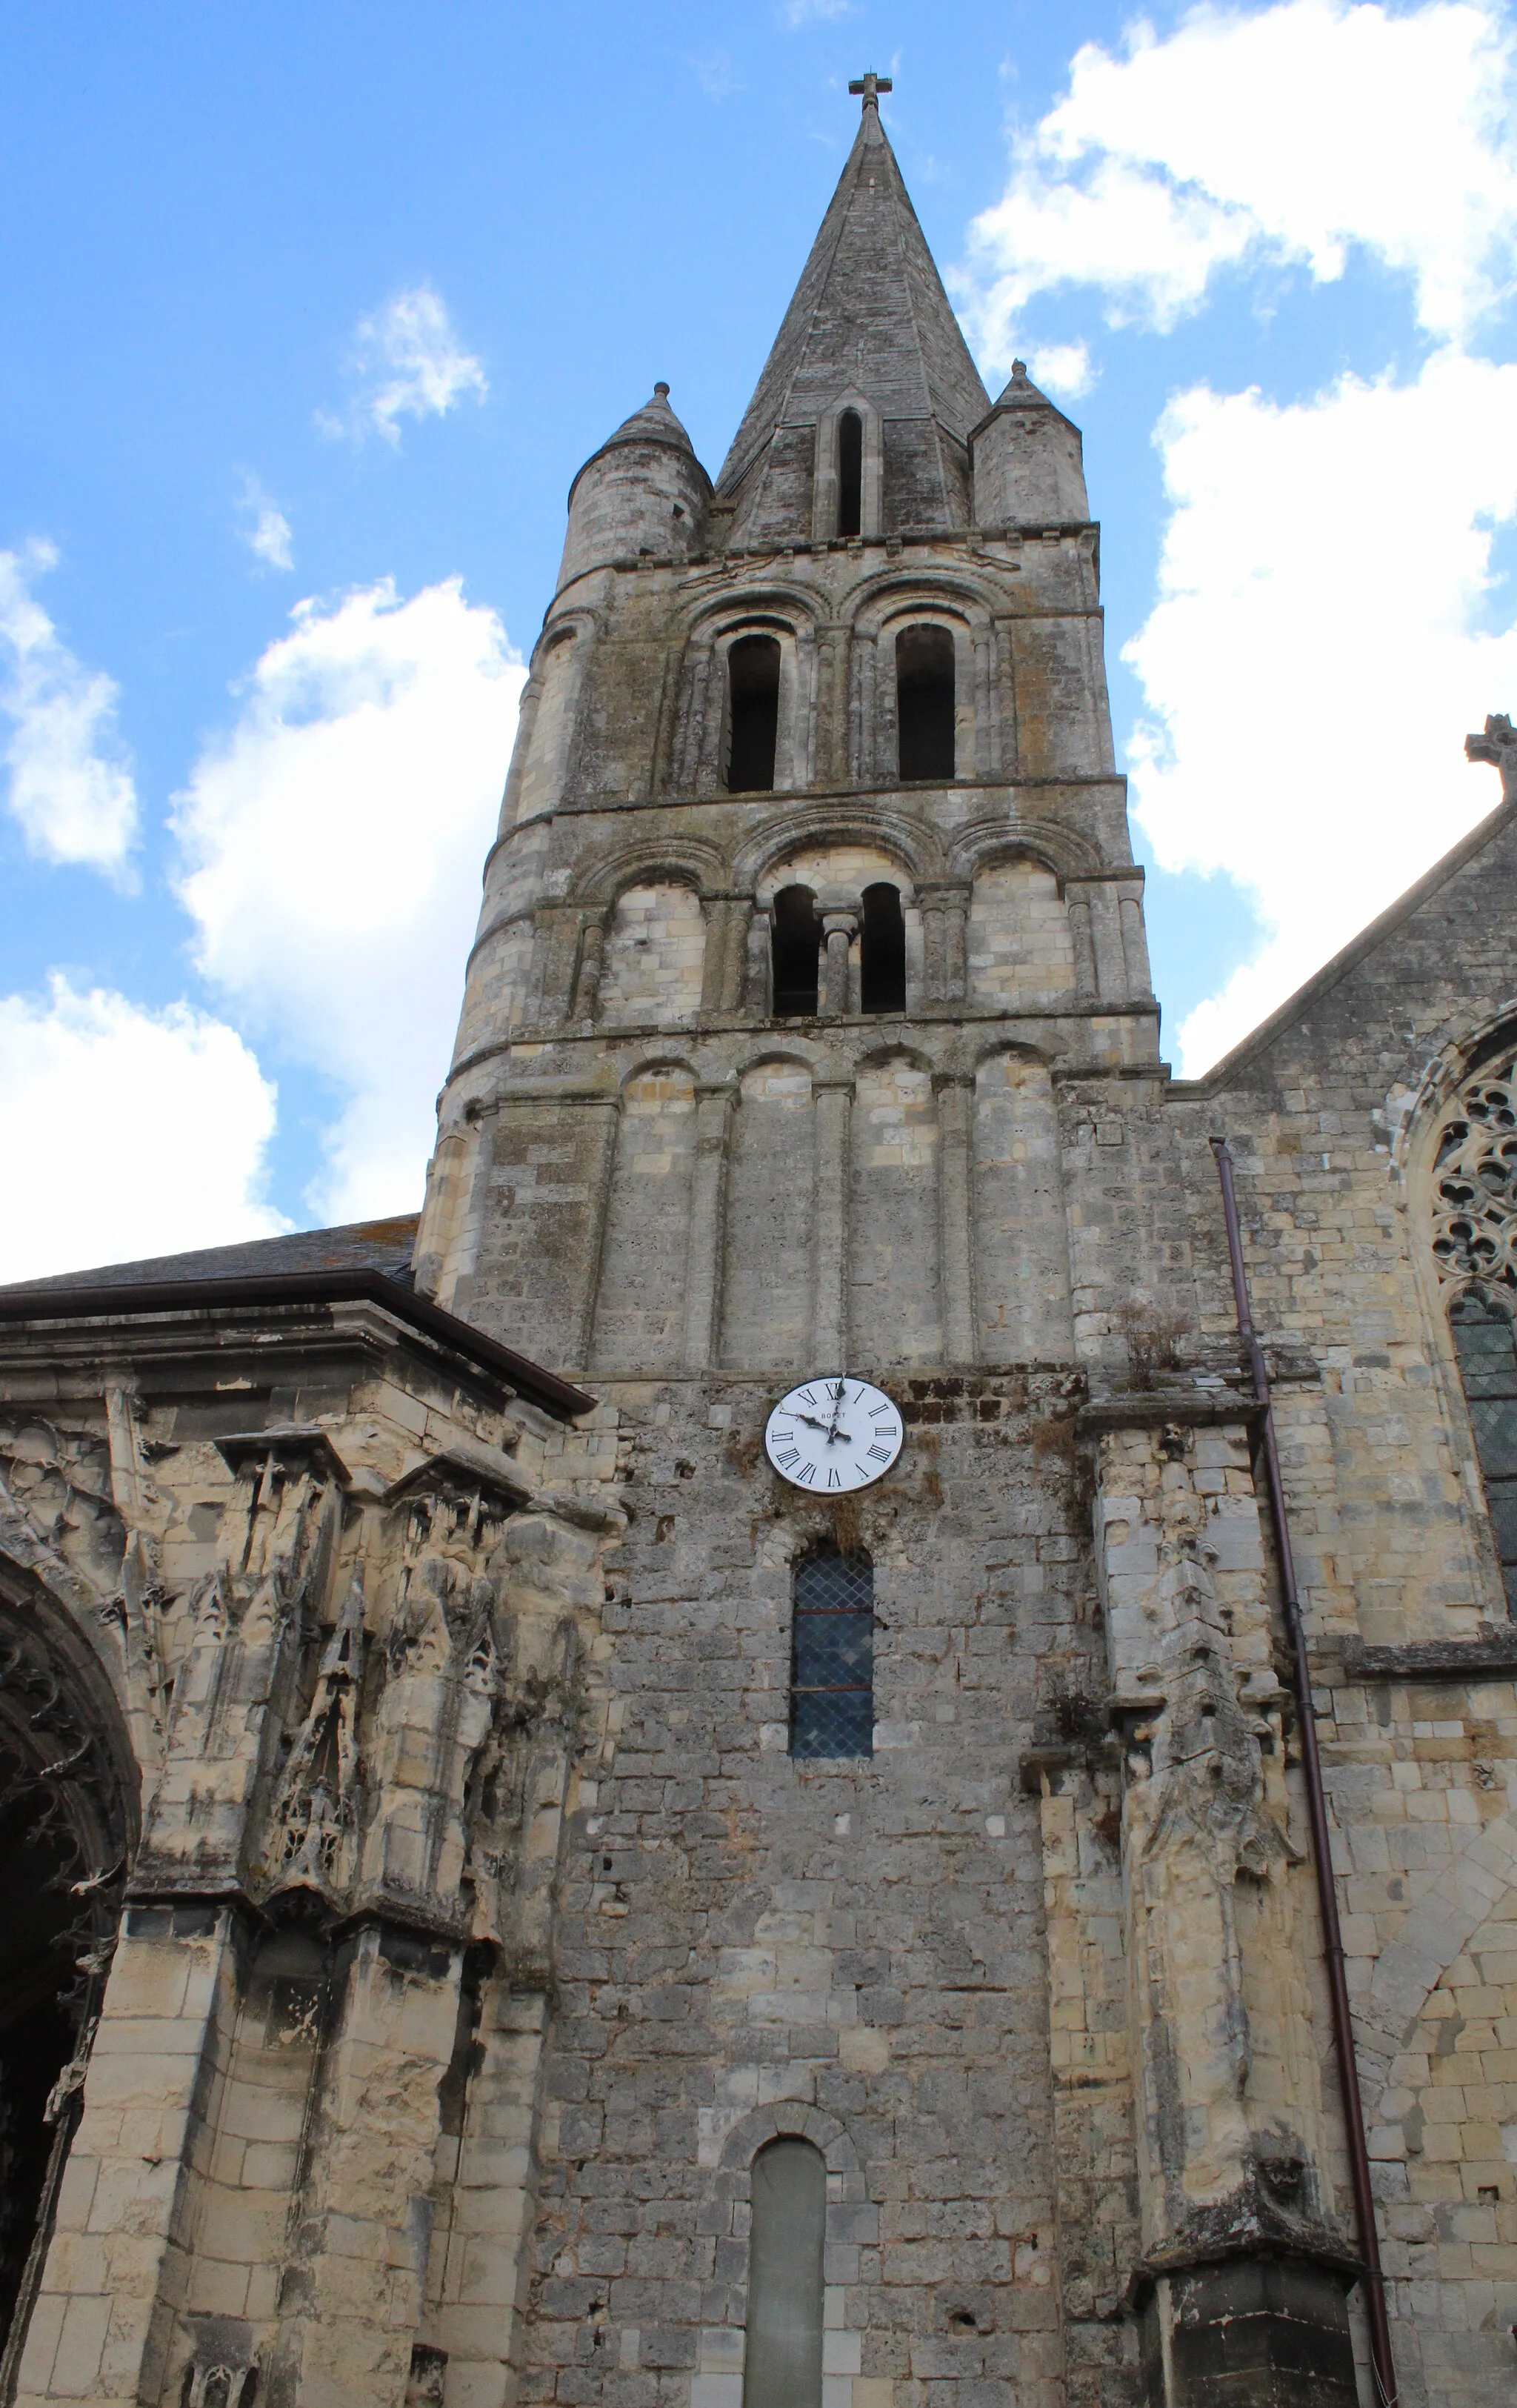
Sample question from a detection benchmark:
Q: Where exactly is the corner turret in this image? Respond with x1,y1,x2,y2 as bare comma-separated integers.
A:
970,362,1089,528
557,384,712,591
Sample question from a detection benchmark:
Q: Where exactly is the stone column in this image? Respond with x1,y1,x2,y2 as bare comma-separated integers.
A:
1067,888,1098,998
572,917,606,1021
677,643,714,793
696,645,727,794
992,613,1018,775
497,676,542,831
1120,885,1153,999
934,1074,976,1364
973,627,995,779
943,891,969,1003
744,908,773,1017
811,1079,852,1369
921,904,946,1005
793,625,818,788
851,630,876,785
683,1082,735,1370
1089,882,1126,1000
820,914,856,1019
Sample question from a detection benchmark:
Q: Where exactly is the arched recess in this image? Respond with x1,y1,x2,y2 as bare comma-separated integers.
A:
813,391,883,543
589,1064,699,1373
850,1051,943,1364
513,620,590,825
0,1572,137,2383
721,1058,816,1373
754,841,924,1014
849,573,1001,786
972,1050,1073,1362
596,882,707,1028
733,803,940,899
967,856,1078,1010
670,590,825,798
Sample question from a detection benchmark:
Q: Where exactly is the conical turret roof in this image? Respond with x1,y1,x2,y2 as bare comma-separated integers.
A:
603,382,697,457
716,98,989,502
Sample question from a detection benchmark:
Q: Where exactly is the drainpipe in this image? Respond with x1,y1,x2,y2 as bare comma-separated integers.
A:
1210,1137,1398,2408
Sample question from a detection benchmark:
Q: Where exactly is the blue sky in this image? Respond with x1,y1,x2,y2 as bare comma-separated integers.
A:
5,1,1517,1277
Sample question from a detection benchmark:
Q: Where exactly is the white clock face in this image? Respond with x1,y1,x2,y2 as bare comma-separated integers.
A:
764,1377,904,1493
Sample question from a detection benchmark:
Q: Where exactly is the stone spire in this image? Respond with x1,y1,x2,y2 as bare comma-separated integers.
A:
715,84,990,537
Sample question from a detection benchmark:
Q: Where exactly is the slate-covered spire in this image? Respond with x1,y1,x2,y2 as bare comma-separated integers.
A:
716,82,990,541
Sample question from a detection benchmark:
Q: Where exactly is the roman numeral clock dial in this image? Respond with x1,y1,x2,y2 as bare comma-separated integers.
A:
763,1377,904,1492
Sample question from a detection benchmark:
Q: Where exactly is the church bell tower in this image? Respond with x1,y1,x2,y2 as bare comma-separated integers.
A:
406,76,1361,2408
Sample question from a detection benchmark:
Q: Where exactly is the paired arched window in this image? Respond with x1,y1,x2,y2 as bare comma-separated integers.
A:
896,625,956,780
1450,1289,1517,1613
769,883,905,1019
790,1550,874,1757
742,2138,826,2408
726,636,781,794
837,410,863,539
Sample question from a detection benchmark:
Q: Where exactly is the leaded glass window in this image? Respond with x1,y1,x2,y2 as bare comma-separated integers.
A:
1427,1044,1517,1614
790,1551,873,1758
1450,1291,1517,1613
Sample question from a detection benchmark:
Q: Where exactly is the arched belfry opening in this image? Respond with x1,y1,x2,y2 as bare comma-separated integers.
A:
0,1596,134,2381
860,882,906,1013
896,625,955,780
837,410,862,539
771,886,820,1017
725,635,781,794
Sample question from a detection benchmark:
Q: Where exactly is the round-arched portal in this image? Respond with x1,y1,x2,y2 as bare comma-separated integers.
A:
0,1589,136,2379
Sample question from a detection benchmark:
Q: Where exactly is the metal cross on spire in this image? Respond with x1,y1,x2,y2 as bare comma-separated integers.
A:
847,70,893,112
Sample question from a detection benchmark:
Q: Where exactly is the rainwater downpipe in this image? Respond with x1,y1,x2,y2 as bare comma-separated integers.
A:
1210,1136,1398,2408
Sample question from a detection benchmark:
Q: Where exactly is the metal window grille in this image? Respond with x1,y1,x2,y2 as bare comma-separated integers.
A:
1451,1290,1517,1613
790,1552,873,1758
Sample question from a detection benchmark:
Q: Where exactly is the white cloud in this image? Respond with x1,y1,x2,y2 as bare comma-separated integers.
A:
0,541,138,874
961,0,1517,367
1124,347,1517,1071
780,1,854,21
172,577,524,1222
1025,339,1096,400
237,477,293,571
0,977,284,1283
320,285,487,447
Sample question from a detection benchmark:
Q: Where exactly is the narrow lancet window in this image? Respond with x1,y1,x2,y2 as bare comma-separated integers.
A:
1450,1288,1517,1612
742,2138,826,2408
772,886,820,1017
896,625,955,781
726,635,781,793
790,1550,873,1757
860,882,906,1014
837,410,862,538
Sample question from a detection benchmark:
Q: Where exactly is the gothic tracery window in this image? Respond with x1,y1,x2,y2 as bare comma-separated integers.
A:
1430,1048,1517,1612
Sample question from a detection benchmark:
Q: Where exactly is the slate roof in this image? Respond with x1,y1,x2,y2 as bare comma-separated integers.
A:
716,99,990,495
0,1214,421,1298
